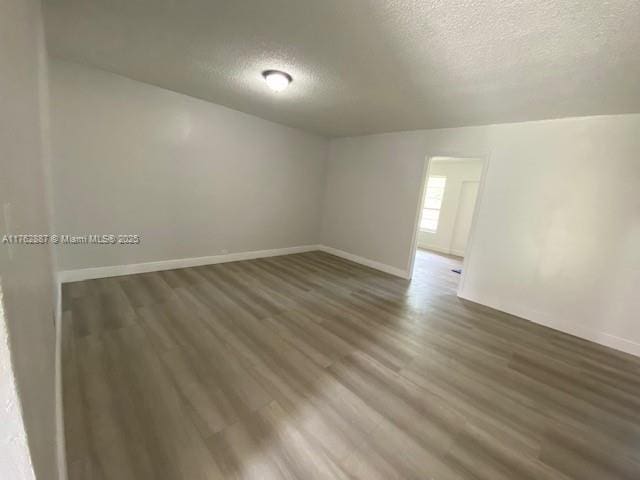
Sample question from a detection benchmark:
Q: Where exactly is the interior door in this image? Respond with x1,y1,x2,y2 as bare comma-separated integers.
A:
450,181,479,256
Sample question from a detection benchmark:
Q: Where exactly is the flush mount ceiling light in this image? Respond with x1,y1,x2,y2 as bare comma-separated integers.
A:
262,70,292,92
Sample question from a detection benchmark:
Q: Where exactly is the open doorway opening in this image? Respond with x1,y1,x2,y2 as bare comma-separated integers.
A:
409,156,485,284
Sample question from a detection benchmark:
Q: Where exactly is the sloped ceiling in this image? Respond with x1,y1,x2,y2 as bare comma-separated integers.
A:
44,0,640,137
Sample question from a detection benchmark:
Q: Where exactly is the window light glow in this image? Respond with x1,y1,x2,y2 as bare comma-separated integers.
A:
420,176,447,232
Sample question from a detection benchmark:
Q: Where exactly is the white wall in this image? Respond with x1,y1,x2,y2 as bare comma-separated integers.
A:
321,126,491,271
49,60,329,271
417,158,483,255
0,0,58,479
46,60,640,359
321,114,640,356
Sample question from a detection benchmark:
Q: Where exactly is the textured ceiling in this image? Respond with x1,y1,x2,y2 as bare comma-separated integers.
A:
44,0,640,137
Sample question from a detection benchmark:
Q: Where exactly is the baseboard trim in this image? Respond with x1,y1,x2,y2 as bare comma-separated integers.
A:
417,244,451,255
58,245,321,283
54,276,68,480
58,243,409,284
418,244,465,258
458,290,640,358
318,245,410,279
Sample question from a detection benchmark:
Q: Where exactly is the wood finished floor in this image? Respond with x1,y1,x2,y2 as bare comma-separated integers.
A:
62,249,640,480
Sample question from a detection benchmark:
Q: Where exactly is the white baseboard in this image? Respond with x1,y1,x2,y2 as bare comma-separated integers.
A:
458,290,640,358
418,244,465,258
318,245,410,279
54,277,68,480
57,245,321,283
417,244,450,255
57,243,409,285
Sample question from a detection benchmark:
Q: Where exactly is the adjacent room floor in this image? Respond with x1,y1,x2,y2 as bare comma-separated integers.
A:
62,250,640,480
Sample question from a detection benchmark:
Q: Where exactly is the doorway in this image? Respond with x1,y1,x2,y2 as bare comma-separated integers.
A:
408,156,485,281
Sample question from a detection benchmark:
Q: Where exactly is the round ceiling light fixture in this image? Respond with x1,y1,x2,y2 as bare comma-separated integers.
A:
262,70,292,92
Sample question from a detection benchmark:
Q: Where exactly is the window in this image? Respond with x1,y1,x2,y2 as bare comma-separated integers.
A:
420,176,446,232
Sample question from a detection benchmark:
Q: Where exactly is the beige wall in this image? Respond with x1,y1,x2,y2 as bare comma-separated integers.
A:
417,158,483,256
321,114,640,356
0,1,58,479
49,60,329,271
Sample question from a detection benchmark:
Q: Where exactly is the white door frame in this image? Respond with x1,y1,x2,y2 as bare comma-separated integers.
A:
405,153,491,297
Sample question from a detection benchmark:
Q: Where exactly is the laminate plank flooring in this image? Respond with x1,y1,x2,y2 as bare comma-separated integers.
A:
62,249,640,479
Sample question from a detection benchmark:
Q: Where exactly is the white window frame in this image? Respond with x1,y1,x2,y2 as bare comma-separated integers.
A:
420,175,446,233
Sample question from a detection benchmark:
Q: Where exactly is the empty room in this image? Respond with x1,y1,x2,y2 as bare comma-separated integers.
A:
2,1,640,479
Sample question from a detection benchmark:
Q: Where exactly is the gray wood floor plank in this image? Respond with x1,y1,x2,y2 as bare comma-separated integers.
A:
62,249,640,479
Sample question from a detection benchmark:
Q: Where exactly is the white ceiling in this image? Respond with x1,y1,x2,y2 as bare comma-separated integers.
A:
44,0,640,137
